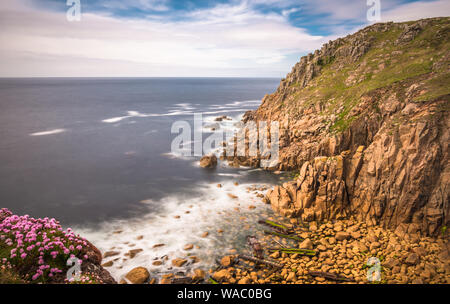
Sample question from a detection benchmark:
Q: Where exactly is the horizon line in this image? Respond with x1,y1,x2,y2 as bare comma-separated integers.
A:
0,76,283,79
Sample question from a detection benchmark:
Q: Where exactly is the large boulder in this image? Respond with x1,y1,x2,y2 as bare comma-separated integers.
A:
266,155,348,221
212,269,231,282
125,267,150,284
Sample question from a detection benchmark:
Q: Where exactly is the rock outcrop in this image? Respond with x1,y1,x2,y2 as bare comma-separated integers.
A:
239,17,450,237
200,154,218,168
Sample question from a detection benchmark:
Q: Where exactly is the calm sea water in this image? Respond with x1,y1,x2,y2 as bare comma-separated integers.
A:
0,78,280,226
0,77,288,279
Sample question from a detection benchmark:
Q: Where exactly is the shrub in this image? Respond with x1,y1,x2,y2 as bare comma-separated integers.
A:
0,208,90,283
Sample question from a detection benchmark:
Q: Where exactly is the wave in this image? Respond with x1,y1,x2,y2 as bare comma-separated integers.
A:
101,100,260,124
75,180,272,282
29,129,66,136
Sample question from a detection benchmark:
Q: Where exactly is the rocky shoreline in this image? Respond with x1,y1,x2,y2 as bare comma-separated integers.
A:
189,17,450,285
209,214,450,284
114,178,449,284
2,17,448,285
217,17,450,237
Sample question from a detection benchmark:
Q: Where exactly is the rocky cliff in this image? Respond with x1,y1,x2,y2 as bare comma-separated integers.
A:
240,17,450,237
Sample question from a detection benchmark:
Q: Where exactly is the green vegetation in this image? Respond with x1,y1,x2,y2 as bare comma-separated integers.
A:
283,18,449,133
414,73,450,102
442,226,448,237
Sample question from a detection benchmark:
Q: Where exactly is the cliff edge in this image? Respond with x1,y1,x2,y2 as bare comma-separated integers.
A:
242,17,449,237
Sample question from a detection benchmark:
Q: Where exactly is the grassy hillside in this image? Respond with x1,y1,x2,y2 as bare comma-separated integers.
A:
262,17,449,133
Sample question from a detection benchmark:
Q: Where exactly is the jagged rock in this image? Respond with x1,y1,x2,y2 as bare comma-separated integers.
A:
200,155,217,168
267,156,348,221
286,272,296,282
192,269,206,281
299,238,313,250
405,253,420,265
212,269,231,282
238,17,450,237
267,185,297,217
395,21,423,44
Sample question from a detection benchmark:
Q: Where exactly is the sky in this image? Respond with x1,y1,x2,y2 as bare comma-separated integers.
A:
0,0,449,77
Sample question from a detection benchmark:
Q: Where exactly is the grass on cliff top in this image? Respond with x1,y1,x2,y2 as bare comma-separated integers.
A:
414,72,450,103
286,18,450,132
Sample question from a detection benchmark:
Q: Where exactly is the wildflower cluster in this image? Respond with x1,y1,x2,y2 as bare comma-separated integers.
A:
0,208,89,283
65,272,104,284
0,257,12,271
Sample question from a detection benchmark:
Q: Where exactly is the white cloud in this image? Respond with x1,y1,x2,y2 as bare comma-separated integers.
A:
0,0,448,77
282,8,301,17
381,0,450,22
100,0,170,12
0,0,325,77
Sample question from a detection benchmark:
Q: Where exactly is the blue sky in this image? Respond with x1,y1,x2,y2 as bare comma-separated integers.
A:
0,0,449,77
34,0,443,35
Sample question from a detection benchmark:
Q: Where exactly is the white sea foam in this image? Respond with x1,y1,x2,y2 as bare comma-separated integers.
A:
172,103,196,110
160,151,194,160
144,129,158,135
102,116,130,123
102,110,148,123
79,100,270,282
216,173,242,177
101,100,259,124
30,129,66,136
76,181,272,282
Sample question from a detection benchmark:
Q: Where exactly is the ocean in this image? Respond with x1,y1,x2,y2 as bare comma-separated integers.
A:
0,77,283,280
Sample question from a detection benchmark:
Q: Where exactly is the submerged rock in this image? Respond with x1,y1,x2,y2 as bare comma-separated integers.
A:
183,244,194,251
172,258,188,267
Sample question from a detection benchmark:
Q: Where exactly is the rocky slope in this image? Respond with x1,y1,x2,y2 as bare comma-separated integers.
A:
234,17,449,237
212,216,450,284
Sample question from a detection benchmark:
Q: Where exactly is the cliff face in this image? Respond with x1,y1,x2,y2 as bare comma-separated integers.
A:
245,17,450,237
